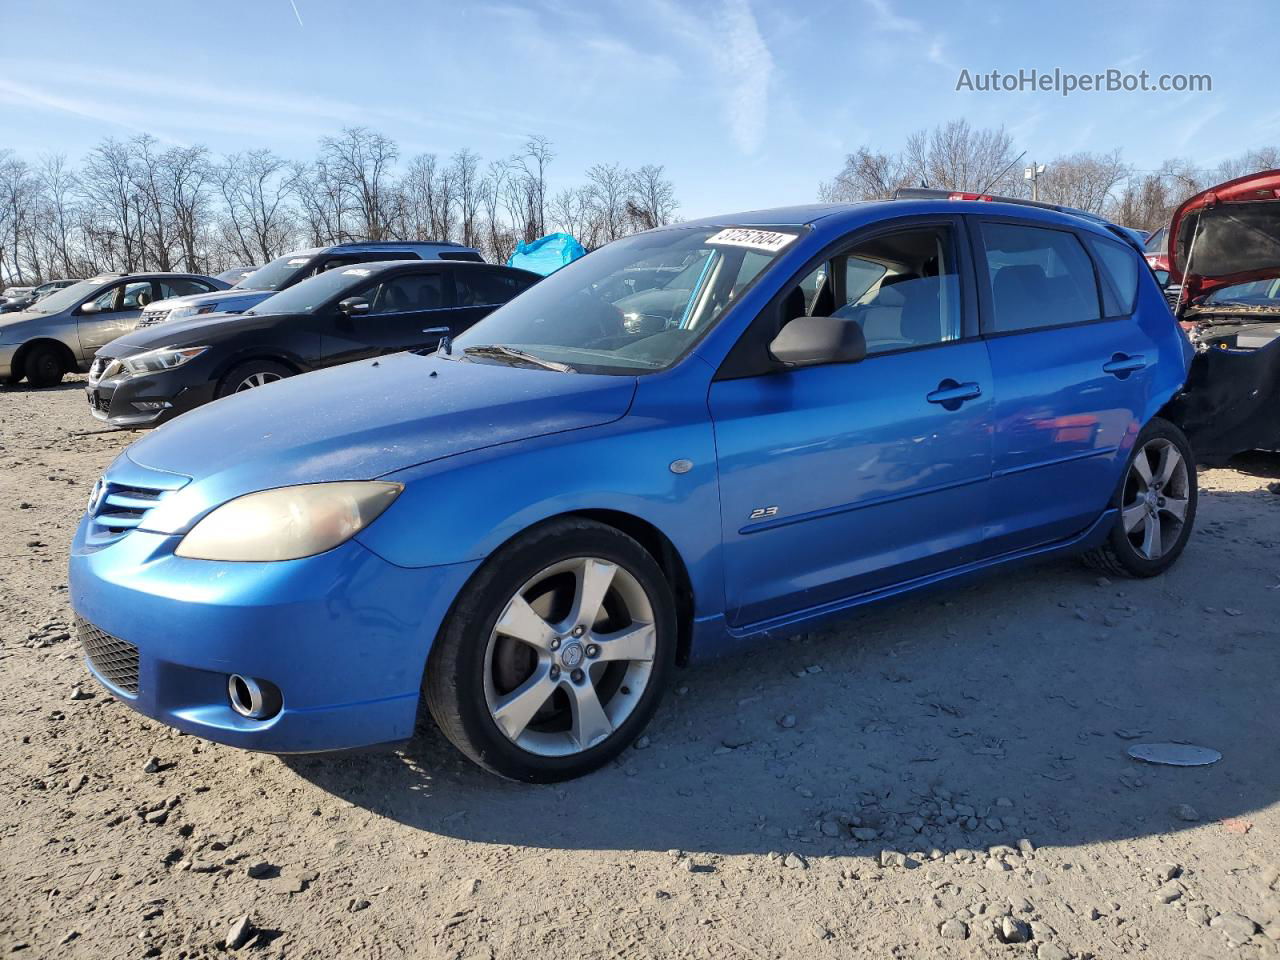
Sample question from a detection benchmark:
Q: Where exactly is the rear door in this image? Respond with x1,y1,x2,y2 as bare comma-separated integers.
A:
449,266,539,336
974,219,1156,555
320,268,452,367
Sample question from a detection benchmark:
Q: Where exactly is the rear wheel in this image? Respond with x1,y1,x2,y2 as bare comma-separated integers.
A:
1082,417,1197,577
424,518,677,782
23,343,65,387
215,359,292,399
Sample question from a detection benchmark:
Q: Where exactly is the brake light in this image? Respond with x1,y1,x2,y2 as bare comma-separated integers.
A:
946,192,995,201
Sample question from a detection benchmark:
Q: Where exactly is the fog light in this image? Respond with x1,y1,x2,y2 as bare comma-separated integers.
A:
227,674,282,720
131,400,172,411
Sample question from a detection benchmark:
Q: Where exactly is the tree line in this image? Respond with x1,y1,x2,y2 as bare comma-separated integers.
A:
0,128,680,286
819,118,1279,232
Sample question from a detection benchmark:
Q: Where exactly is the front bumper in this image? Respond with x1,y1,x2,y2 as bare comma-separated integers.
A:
85,369,216,429
69,516,480,752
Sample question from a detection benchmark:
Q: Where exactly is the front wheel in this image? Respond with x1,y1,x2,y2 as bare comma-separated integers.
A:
424,518,677,782
215,359,293,399
1082,417,1197,578
24,343,65,387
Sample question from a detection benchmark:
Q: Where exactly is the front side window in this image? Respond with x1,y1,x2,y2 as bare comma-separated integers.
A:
90,280,153,313
830,226,962,354
981,223,1101,333
452,226,796,374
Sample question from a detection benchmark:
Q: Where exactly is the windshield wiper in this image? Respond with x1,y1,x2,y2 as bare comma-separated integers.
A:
462,345,576,373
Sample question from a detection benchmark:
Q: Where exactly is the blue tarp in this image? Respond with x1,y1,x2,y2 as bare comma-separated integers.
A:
506,232,586,276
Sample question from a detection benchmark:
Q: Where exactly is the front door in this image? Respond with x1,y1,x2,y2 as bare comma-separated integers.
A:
321,270,451,367
709,220,994,628
76,279,155,353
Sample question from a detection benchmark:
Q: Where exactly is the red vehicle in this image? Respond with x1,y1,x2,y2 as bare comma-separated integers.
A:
1165,170,1280,460
1144,225,1169,278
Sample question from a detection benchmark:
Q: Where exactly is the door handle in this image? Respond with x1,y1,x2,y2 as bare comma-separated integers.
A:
1102,353,1146,377
926,380,982,409
422,326,451,335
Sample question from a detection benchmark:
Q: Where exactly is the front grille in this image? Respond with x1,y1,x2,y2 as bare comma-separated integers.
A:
85,463,190,547
136,309,170,328
77,617,140,695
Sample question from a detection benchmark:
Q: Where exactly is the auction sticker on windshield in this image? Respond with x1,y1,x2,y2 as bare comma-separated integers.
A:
706,228,797,252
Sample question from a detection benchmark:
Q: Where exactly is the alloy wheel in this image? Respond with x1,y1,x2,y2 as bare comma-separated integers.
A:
234,371,282,392
1121,437,1190,561
482,556,657,757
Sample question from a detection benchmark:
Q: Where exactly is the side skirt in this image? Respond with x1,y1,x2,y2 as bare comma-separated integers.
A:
688,509,1116,660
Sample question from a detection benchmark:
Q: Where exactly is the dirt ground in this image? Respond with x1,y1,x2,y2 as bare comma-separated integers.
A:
2,376,1279,960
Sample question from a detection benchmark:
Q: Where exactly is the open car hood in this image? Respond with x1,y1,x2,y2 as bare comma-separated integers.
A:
1169,169,1280,301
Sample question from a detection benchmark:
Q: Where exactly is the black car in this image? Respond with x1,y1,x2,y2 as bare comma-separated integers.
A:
86,260,541,428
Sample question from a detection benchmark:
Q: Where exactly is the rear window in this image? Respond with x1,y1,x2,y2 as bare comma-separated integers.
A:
439,251,484,262
980,223,1101,333
1085,235,1139,315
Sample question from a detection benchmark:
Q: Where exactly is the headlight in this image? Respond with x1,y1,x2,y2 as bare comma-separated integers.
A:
121,346,209,377
174,482,403,561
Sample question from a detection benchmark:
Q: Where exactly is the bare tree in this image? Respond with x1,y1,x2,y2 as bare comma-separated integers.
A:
318,127,399,241
79,138,143,271
628,164,678,228
820,147,914,201
217,149,295,264
448,148,482,248
585,162,632,243
1035,150,1130,214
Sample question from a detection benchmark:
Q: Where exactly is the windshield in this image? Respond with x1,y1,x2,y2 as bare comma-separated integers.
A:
27,278,105,314
249,264,373,314
1144,227,1167,255
1203,278,1280,305
238,252,315,292
452,226,797,374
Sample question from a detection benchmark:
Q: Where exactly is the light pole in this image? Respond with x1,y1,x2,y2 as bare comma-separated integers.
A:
1024,163,1046,202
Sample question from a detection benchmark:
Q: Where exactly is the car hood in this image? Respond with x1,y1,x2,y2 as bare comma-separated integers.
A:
1169,169,1280,301
124,350,638,525
97,310,287,357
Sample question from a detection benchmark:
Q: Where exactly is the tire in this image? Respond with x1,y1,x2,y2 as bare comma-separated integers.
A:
23,343,65,387
1082,417,1197,578
424,517,678,782
215,359,293,399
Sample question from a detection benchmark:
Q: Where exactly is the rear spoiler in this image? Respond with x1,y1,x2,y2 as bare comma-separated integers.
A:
892,188,1143,254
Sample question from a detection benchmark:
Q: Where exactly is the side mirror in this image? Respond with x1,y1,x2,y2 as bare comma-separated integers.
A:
338,297,371,316
79,301,101,314
769,315,866,367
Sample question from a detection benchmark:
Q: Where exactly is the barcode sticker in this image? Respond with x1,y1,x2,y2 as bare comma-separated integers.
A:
706,228,798,253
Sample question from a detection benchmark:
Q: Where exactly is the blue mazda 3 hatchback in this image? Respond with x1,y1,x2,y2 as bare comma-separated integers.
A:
69,196,1198,781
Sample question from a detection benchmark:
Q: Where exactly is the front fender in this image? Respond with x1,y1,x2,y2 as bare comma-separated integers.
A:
357,367,725,621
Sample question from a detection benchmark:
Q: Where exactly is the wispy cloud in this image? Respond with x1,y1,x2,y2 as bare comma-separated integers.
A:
864,0,921,33
650,0,774,155
288,0,304,28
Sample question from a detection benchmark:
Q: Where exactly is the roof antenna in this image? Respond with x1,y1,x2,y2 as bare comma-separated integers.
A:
976,150,1026,197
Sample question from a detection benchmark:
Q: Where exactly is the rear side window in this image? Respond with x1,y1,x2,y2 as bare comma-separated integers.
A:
158,278,214,299
439,251,484,262
1084,235,1139,315
980,223,1101,333
455,268,536,306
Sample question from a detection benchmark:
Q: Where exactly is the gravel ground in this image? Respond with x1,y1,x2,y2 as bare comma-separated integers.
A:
2,376,1280,960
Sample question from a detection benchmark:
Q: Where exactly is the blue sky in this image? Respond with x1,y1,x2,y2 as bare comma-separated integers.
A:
0,0,1272,218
